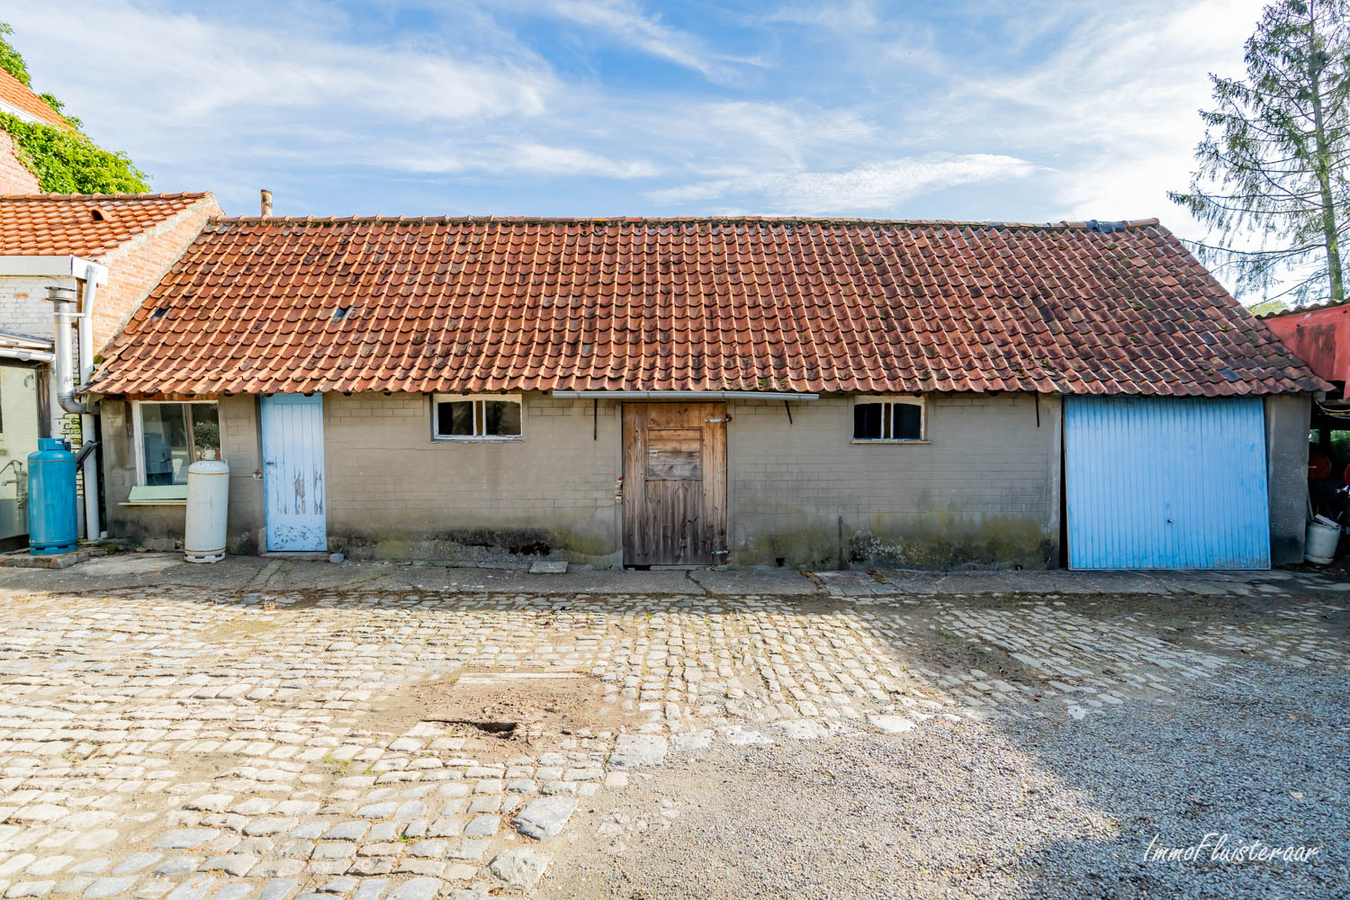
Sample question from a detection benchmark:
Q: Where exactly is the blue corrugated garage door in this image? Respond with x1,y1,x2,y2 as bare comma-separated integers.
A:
1065,397,1270,569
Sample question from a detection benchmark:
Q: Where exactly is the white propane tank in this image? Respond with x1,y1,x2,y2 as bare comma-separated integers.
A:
184,457,230,563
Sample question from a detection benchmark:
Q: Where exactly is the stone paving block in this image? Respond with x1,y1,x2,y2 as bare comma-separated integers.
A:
489,848,550,890
318,876,356,894
211,886,252,900
446,838,491,861
113,853,163,875
157,830,219,850
513,796,578,839
386,878,442,900
346,857,394,876
256,881,297,900
320,821,368,842
85,875,139,898
200,855,257,877
608,734,667,767
248,859,304,878
351,880,387,900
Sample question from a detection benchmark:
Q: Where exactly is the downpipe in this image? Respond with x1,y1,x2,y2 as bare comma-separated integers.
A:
46,280,102,540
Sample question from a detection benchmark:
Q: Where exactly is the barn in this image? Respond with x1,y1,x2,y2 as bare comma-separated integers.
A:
83,216,1325,570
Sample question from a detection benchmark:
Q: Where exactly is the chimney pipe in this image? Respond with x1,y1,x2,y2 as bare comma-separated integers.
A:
260,189,273,217
47,286,87,416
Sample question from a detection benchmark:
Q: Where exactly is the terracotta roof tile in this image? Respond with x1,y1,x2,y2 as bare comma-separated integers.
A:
0,192,213,259
0,69,73,131
89,216,1328,397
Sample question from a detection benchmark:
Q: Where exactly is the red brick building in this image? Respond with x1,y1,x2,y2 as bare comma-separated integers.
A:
0,192,221,548
0,68,76,194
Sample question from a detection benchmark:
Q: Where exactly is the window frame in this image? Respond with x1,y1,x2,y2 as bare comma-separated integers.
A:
131,399,221,486
431,393,525,442
851,395,928,444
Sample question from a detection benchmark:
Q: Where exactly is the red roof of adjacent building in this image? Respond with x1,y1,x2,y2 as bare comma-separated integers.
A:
0,192,214,259
1260,299,1350,385
87,216,1329,397
0,69,76,131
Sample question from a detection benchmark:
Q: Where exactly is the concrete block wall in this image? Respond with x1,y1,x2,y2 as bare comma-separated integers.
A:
0,132,39,194
322,392,622,563
726,393,1062,568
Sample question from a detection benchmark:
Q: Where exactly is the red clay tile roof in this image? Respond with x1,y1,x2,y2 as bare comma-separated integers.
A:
88,216,1328,397
0,70,74,131
0,192,213,259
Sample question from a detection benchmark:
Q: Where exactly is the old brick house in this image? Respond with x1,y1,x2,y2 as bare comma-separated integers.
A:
83,215,1326,570
0,192,221,548
0,68,72,194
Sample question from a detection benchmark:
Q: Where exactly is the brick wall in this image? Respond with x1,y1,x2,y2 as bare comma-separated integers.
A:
93,195,222,349
0,275,56,339
0,132,39,194
726,394,1062,568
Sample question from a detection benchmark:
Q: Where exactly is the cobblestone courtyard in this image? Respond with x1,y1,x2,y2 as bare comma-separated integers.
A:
0,558,1345,899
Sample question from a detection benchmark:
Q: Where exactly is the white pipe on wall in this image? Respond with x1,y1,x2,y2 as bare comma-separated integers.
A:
78,267,101,539
0,346,55,363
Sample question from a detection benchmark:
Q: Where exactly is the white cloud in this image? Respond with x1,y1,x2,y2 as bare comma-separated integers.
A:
537,0,759,82
648,154,1039,213
931,0,1268,223
0,0,1285,261
762,1,879,31
392,142,660,179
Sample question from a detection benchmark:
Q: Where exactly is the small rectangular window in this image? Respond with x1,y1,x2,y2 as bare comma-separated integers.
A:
433,394,523,440
853,398,924,442
135,401,220,485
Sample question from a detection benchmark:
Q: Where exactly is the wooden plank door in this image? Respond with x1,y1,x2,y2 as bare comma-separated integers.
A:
622,403,727,566
261,394,328,552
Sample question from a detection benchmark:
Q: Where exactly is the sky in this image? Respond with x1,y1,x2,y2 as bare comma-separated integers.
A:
5,0,1269,256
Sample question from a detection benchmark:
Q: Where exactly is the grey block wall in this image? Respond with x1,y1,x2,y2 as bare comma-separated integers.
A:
726,393,1062,569
101,395,263,553
1265,393,1312,565
322,392,623,565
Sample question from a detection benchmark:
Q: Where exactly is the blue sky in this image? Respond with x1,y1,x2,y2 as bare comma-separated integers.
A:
7,0,1265,237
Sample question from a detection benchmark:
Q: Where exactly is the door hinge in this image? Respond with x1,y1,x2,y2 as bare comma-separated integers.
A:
705,417,727,423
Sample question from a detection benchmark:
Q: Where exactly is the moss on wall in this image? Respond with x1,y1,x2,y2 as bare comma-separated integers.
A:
735,512,1056,571
327,525,621,568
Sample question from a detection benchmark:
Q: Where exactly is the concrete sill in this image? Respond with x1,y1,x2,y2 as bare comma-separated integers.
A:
431,436,524,443
850,440,931,445
120,500,187,507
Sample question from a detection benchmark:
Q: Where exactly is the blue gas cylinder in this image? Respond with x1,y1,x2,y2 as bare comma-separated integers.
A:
28,438,78,555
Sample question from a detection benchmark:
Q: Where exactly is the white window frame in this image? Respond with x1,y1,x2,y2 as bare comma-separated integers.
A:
851,395,927,443
131,399,221,485
431,393,524,442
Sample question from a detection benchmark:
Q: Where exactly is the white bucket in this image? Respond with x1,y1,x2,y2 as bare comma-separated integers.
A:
1306,522,1343,564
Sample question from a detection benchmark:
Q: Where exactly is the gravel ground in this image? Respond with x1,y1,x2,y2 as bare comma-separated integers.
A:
548,659,1348,900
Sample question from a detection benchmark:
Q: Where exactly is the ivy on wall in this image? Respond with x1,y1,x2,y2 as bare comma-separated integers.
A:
0,113,149,193
0,22,149,194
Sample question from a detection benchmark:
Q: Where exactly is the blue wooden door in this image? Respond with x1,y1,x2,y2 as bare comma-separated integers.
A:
261,394,327,552
1065,397,1270,570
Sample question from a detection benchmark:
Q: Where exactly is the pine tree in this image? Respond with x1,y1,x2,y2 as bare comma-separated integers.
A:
1171,0,1349,306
